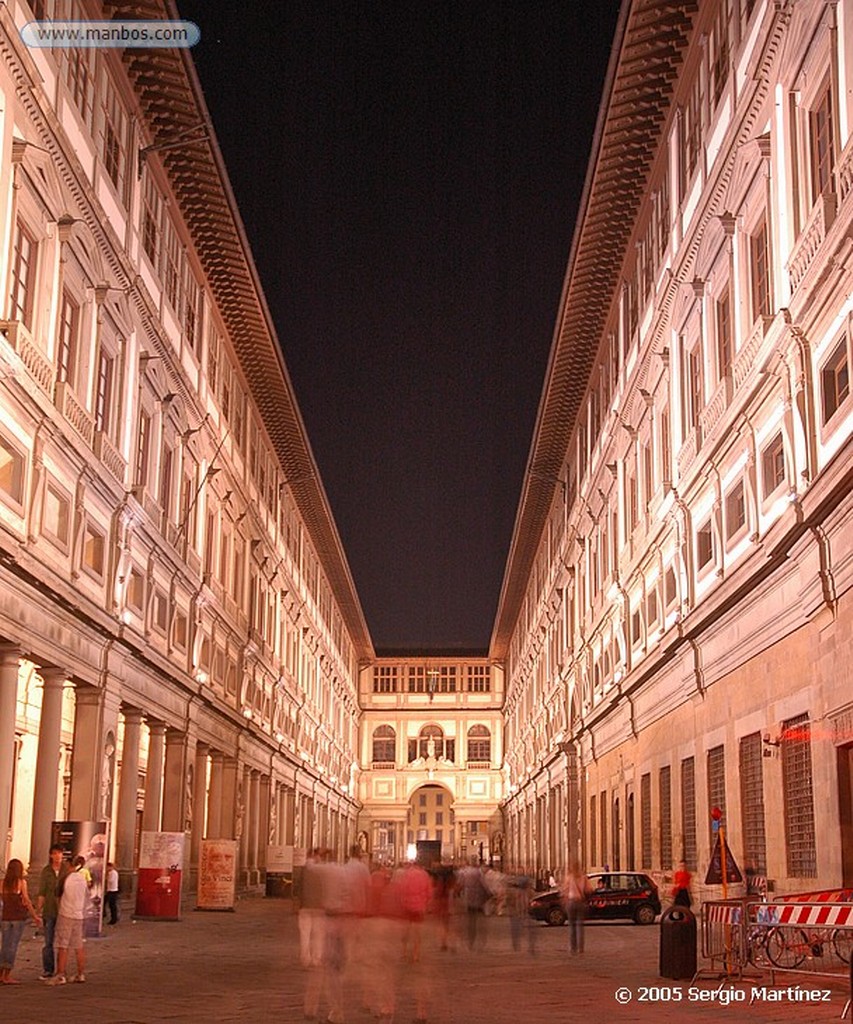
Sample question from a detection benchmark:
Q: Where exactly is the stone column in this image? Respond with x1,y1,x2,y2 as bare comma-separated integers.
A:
207,752,223,839
238,764,251,880
115,708,143,880
68,684,107,820
259,775,270,874
283,786,295,845
161,728,188,833
0,647,21,865
248,769,261,880
28,666,67,871
191,742,209,857
220,756,238,840
142,721,166,833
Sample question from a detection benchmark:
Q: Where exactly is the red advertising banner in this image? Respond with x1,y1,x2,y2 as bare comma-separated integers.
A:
134,831,186,921
197,838,238,911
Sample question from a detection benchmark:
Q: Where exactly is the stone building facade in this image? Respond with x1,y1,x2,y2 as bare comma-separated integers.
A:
494,0,853,897
0,0,370,887
357,653,505,865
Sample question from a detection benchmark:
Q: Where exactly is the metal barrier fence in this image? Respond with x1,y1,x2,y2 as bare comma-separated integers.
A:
699,899,853,984
698,899,748,979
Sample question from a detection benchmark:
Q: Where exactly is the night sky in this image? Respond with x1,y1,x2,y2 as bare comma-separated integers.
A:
175,2,620,650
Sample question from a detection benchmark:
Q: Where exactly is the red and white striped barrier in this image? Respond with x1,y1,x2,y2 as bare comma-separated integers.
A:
773,903,853,927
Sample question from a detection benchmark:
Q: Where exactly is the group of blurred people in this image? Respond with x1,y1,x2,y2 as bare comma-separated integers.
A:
294,847,539,1024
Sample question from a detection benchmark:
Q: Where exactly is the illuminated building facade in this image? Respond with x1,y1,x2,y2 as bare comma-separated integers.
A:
357,653,505,865
0,0,370,886
496,0,853,896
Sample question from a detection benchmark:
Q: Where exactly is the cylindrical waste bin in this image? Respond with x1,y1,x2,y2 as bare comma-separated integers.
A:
659,905,697,979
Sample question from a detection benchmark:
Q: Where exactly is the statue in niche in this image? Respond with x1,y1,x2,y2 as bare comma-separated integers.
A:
185,763,194,832
101,731,116,819
235,777,244,840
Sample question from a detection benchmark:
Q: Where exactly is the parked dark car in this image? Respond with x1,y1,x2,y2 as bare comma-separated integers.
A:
529,871,662,926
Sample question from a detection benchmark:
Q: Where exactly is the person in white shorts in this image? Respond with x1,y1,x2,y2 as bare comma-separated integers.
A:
47,856,89,985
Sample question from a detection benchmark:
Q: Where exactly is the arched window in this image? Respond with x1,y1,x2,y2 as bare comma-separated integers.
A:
372,725,396,764
467,725,491,763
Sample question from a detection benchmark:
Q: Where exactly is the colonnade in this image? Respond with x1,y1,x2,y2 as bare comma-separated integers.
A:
0,645,356,888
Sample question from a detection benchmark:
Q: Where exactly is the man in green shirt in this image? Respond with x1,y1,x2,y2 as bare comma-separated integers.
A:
35,844,69,980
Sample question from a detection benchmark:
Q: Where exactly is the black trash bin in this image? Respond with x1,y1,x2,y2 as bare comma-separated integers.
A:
659,905,697,979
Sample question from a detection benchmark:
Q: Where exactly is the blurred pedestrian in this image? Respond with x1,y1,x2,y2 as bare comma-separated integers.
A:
561,860,591,955
672,860,692,908
507,868,536,955
1,858,42,984
456,858,489,950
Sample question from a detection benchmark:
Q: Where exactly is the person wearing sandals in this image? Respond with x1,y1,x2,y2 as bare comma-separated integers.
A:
1,858,42,984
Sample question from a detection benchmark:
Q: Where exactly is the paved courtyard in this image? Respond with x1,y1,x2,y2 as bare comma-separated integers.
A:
0,897,849,1023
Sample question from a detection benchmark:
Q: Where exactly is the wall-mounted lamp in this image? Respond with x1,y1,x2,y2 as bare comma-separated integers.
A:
762,731,782,757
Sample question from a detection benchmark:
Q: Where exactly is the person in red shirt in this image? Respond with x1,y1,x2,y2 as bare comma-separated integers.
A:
672,861,692,908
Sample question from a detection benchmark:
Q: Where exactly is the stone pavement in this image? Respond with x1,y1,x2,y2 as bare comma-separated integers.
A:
0,897,850,1023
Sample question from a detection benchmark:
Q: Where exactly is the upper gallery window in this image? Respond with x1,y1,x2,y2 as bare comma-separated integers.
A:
9,219,38,329
749,214,772,322
809,79,835,205
821,335,850,426
0,434,26,508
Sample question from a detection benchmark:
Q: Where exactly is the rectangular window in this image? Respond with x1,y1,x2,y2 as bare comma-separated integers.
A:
680,72,703,196
161,218,183,313
127,568,144,612
173,609,188,651
750,215,772,321
590,793,597,866
761,432,786,498
57,291,80,386
809,80,835,204
716,290,732,381
686,345,703,434
707,744,726,847
101,78,127,196
647,589,658,630
467,665,490,692
82,522,105,578
640,772,652,870
664,566,678,608
708,0,730,110
66,46,94,127
782,713,817,877
725,479,747,542
0,434,26,507
373,666,398,693
153,590,168,634
9,220,38,329
821,337,850,425
739,732,767,875
697,517,713,569
135,409,152,489
94,347,115,436
659,766,672,870
141,172,161,266
43,483,70,547
681,756,696,871
184,273,201,353
660,408,671,484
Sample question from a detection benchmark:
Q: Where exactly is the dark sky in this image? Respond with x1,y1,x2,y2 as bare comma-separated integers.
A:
176,2,620,650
